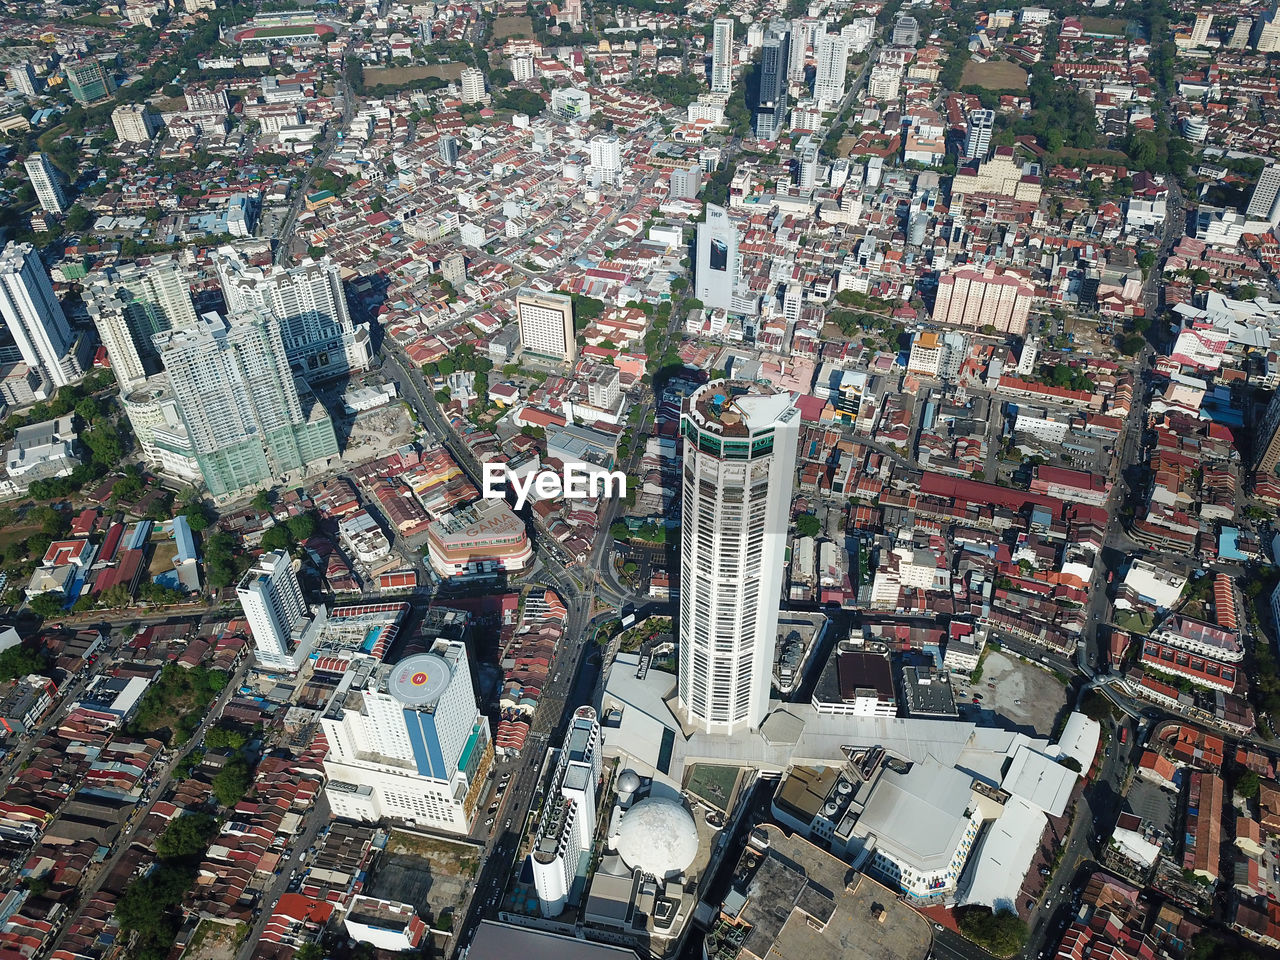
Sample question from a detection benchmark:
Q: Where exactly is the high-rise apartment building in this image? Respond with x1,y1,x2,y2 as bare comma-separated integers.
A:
754,23,791,141
216,250,371,383
85,258,198,388
964,108,995,160
531,706,601,917
1229,17,1253,47
696,204,748,313
441,251,467,289
796,144,819,189
0,242,80,393
8,63,38,97
892,14,920,46
711,19,734,94
1254,389,1280,476
111,103,161,143
460,67,487,104
512,55,535,82
867,64,901,101
788,19,809,82
589,133,622,187
932,265,1034,336
64,58,115,104
24,153,68,215
516,290,575,362
439,134,459,167
1247,164,1280,223
1191,13,1213,45
677,380,800,734
321,644,493,834
1256,2,1280,52
156,312,339,496
813,35,847,107
237,549,324,672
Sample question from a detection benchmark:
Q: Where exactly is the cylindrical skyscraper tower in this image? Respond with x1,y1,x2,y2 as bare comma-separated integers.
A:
677,380,800,734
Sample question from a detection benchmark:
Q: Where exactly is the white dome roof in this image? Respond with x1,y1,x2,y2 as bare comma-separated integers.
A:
615,798,698,879
617,770,642,794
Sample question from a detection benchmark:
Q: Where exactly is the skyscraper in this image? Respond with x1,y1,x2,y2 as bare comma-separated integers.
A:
1191,13,1213,45
813,34,847,107
589,133,622,187
64,58,114,104
516,290,576,362
711,19,734,94
0,242,79,392
8,63,38,97
111,103,161,143
216,249,371,383
1256,2,1280,52
892,14,920,46
321,643,493,833
531,706,601,917
460,67,486,103
754,22,791,141
964,108,996,160
85,258,198,388
696,204,744,313
787,19,808,82
1247,164,1280,222
678,380,800,734
24,153,68,215
1254,387,1280,476
1229,17,1253,47
439,134,459,167
237,549,323,672
156,312,339,496
441,251,467,289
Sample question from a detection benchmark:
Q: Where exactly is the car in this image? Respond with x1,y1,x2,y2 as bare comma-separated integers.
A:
1014,698,1022,704
1039,867,1051,876
933,923,943,932
972,697,980,704
485,817,494,826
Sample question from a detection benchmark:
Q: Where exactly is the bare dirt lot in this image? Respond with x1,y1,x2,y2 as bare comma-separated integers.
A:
339,403,415,465
960,59,1029,90
367,830,483,926
364,63,464,86
181,919,247,960
493,15,535,39
955,649,1068,737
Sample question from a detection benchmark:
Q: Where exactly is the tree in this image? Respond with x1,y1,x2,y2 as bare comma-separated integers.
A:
204,723,248,750
28,593,64,619
212,755,253,807
286,512,317,541
1080,689,1117,724
260,525,293,553
0,645,48,682
1120,334,1145,356
155,812,217,860
65,205,92,232
1237,771,1261,799
489,67,515,88
795,514,822,538
956,906,1029,956
251,490,272,513
1058,756,1083,773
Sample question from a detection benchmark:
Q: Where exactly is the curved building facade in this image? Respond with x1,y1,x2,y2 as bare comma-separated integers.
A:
678,381,800,734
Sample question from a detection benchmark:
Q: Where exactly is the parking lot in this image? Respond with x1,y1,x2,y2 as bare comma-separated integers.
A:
955,649,1069,738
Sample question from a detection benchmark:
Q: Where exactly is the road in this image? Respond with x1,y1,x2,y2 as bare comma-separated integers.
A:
42,650,253,959
234,794,333,960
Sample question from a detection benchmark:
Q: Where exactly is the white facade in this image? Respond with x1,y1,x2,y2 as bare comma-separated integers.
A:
85,258,197,389
24,153,68,215
813,35,847,107
112,103,160,143
516,290,575,362
678,381,800,734
531,706,601,917
589,134,622,187
712,19,734,94
322,645,491,835
964,109,994,160
1247,164,1280,222
0,242,78,392
460,67,486,103
1013,407,1070,443
867,64,901,101
217,250,370,383
237,549,316,672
